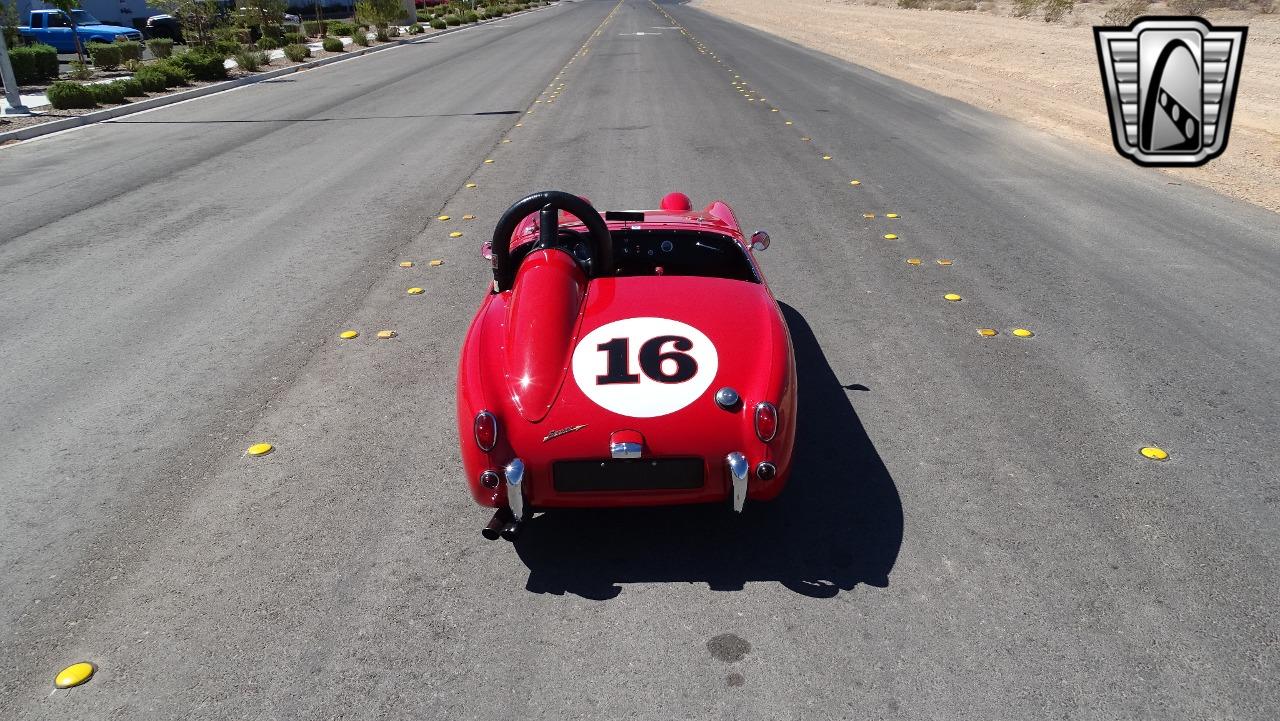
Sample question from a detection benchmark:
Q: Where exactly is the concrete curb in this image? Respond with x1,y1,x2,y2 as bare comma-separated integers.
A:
0,4,553,146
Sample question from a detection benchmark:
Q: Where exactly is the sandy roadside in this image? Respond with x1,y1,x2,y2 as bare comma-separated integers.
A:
693,0,1279,213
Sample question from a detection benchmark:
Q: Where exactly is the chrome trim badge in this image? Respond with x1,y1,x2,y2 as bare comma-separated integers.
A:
1094,17,1247,167
542,424,587,442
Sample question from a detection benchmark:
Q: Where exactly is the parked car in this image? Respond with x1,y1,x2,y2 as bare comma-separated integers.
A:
457,191,796,541
18,9,143,53
143,14,185,43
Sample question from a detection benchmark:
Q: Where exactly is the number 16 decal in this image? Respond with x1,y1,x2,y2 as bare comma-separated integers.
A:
572,318,718,417
596,335,698,385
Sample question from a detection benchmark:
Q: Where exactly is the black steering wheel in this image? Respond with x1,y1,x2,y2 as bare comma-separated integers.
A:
489,191,613,292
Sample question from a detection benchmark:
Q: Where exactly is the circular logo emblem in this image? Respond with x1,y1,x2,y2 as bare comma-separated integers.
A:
571,317,719,418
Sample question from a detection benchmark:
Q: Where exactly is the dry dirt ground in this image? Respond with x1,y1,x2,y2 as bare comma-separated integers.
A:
694,0,1279,213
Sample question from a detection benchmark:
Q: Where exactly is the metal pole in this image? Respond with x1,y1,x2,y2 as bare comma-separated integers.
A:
0,28,33,116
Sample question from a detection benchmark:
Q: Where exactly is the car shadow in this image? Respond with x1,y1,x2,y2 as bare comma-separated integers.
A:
512,303,904,600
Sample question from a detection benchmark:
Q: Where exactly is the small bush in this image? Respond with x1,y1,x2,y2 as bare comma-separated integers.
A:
46,81,97,109
114,77,144,97
256,35,280,50
283,43,311,62
69,60,94,80
386,25,401,37
146,38,174,58
323,36,343,51
303,20,327,36
352,29,371,45
124,58,143,72
462,10,478,21
1011,0,1041,14
7,44,59,84
282,31,306,45
151,59,193,86
444,13,461,24
408,23,423,33
1101,0,1148,23
88,81,128,104
115,40,144,62
88,43,123,69
172,51,228,80
328,21,356,36
1042,0,1072,19
416,9,433,21
1168,0,1208,12
430,17,446,28
134,67,168,92
234,49,266,71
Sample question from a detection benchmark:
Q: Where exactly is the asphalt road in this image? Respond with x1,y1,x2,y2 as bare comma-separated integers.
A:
2,0,1277,718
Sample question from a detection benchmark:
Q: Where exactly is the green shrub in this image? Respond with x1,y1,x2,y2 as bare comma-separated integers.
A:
146,37,174,58
172,51,228,80
416,9,433,21
352,29,370,45
256,35,280,50
114,77,144,97
115,40,144,62
1101,0,1148,23
1042,0,1072,20
444,13,461,25
322,36,343,51
88,81,128,104
374,27,389,41
69,60,93,80
282,31,305,45
151,59,193,86
328,21,356,36
134,67,168,92
234,49,267,71
261,24,285,41
7,44,58,84
88,42,123,69
1168,0,1207,12
283,43,310,62
204,38,241,57
1011,0,1040,14
462,10,478,22
46,81,97,109
430,17,446,28
303,20,326,36
408,22,423,33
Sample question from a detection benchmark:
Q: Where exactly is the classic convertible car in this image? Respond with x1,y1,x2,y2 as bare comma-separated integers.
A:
456,191,796,540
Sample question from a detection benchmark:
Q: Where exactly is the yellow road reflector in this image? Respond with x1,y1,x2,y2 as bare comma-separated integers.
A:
863,213,875,219
771,108,778,112
822,155,832,160
247,443,273,457
884,233,898,240
850,179,861,185
407,287,424,295
1012,328,1034,337
54,663,95,689
398,261,413,268
936,259,953,266
437,215,450,221
339,330,358,339
977,328,998,337
886,213,899,218
377,330,396,339
502,139,512,143
1140,446,1169,461
801,136,811,141
906,258,922,265
430,259,445,266
463,214,476,220
944,293,962,302
514,123,523,127
449,231,463,238
483,159,494,164
785,121,793,125
465,182,477,188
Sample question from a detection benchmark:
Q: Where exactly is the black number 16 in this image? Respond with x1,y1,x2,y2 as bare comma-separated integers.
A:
596,335,698,385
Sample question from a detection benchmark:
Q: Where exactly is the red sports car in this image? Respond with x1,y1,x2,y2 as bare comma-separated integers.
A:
456,191,796,540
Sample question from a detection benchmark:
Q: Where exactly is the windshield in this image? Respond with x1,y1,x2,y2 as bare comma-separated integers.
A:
70,10,102,24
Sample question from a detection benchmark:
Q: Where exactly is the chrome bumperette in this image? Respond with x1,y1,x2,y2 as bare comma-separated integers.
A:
726,452,749,513
714,386,740,410
504,458,526,521
610,441,642,459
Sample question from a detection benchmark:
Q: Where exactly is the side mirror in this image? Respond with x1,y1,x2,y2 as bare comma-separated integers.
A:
751,230,770,252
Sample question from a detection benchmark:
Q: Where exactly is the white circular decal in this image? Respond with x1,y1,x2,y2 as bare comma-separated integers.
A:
571,317,719,418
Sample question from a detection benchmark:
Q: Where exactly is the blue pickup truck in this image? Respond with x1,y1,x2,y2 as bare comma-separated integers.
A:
18,9,144,53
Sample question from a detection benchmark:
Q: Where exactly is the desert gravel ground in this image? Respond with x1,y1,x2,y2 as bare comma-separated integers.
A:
694,0,1280,213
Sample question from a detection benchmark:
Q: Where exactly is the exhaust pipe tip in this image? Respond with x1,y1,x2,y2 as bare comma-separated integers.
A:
482,507,512,540
499,520,522,542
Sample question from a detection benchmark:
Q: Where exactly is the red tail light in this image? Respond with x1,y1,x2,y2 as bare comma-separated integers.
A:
474,411,498,452
754,402,778,442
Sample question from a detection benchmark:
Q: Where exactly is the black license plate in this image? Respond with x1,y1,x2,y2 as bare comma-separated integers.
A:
553,458,705,492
